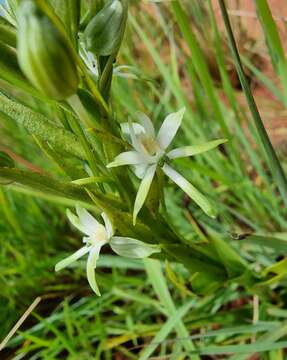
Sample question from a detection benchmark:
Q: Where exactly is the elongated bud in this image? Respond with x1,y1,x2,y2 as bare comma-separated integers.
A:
83,0,128,56
17,0,79,100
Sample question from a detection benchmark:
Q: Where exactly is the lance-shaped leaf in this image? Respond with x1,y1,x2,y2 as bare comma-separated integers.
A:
167,139,227,159
0,94,85,159
162,164,216,218
49,0,80,47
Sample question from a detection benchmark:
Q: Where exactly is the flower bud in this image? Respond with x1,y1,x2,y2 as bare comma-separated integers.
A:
17,0,79,100
83,0,128,56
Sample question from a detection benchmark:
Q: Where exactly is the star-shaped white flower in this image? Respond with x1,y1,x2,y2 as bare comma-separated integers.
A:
55,207,160,295
107,108,227,224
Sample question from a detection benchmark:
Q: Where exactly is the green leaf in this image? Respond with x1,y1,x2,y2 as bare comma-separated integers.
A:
209,232,248,278
0,94,86,160
0,151,14,168
48,0,80,47
0,16,17,47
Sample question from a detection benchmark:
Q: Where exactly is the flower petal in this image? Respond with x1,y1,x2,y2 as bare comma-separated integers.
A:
76,206,104,237
121,122,145,138
133,164,157,225
107,151,148,168
66,209,87,235
55,246,91,272
135,112,155,137
167,139,228,159
162,164,216,218
110,237,161,258
133,163,148,179
86,242,105,296
157,108,185,150
128,117,145,153
101,212,114,238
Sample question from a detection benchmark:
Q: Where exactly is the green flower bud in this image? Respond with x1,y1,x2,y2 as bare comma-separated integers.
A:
84,0,128,56
17,0,79,100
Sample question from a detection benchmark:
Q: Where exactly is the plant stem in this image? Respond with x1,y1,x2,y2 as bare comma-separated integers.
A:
218,0,287,207
67,94,103,178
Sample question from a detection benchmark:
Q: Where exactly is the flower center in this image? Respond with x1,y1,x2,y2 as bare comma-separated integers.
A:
140,135,161,156
87,225,108,246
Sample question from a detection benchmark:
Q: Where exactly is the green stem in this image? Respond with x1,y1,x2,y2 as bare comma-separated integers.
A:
67,95,103,178
218,0,287,207
99,54,116,100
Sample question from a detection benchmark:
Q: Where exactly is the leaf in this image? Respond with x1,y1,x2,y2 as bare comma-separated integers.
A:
48,0,80,47
0,94,86,160
0,16,17,47
209,232,248,278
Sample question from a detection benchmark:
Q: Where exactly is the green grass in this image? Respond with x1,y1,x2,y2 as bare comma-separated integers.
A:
1,0,287,359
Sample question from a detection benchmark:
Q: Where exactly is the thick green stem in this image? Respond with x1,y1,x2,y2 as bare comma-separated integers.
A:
218,0,287,207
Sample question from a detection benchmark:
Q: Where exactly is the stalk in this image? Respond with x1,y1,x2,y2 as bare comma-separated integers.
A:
218,0,287,207
67,94,104,178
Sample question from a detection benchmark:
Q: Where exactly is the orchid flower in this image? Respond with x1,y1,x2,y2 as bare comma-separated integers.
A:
55,207,160,295
107,108,227,224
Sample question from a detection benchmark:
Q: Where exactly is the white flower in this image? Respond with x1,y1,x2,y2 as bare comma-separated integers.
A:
55,207,160,295
107,108,227,224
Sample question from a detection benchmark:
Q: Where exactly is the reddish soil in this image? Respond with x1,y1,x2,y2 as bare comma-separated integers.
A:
211,0,287,149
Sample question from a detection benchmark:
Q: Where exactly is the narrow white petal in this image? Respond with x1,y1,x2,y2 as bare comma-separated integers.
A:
135,112,155,137
133,164,157,225
101,212,114,238
133,163,148,179
76,206,103,237
157,108,185,150
162,164,216,218
107,151,148,168
55,246,91,272
121,122,145,138
167,139,228,159
86,242,105,296
110,237,161,258
128,117,145,153
66,209,87,234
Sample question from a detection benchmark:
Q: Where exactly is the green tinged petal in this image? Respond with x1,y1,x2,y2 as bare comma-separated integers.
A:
133,164,157,225
162,164,216,218
167,139,228,159
135,112,155,137
66,209,87,234
86,243,105,296
55,246,91,272
101,212,114,238
157,108,185,150
110,237,161,258
107,151,148,168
